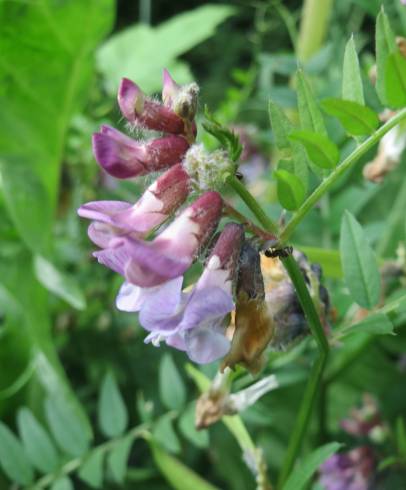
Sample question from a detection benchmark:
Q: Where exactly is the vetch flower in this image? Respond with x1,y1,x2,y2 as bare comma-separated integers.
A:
78,163,190,247
141,222,244,363
92,125,189,178
118,77,186,134
162,68,199,121
95,191,223,288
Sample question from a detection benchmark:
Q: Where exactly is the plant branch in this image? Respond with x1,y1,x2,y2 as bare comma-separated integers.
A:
280,108,406,243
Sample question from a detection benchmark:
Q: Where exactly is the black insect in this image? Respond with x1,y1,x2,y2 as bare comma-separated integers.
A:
264,246,293,259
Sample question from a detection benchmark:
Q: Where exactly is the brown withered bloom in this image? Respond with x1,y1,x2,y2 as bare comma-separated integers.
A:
221,242,274,374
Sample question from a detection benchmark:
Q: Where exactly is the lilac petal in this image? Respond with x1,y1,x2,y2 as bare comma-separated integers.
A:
93,239,132,276
88,222,122,248
165,332,187,351
78,200,132,223
179,287,234,331
184,323,230,364
116,281,145,312
139,276,185,331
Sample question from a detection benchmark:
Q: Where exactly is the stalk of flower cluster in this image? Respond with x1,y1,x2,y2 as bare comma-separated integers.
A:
227,174,329,489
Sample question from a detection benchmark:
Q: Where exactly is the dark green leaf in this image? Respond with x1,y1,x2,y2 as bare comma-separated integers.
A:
0,422,34,485
342,36,364,105
340,313,394,339
17,407,59,474
396,417,406,458
107,436,133,484
321,98,379,135
97,5,234,93
282,442,341,490
376,8,397,105
297,247,342,279
202,108,242,162
153,414,181,454
51,476,73,490
340,211,381,309
149,440,219,490
159,353,186,411
78,448,105,489
98,372,128,438
179,403,209,449
0,0,115,253
296,69,327,135
34,255,86,310
289,130,339,169
385,51,406,108
45,397,91,457
274,169,306,211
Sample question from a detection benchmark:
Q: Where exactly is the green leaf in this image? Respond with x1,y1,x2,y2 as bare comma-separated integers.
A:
289,130,339,169
17,407,59,474
149,440,219,490
153,414,181,454
159,353,186,411
268,99,308,187
376,8,397,105
0,0,115,253
107,436,133,484
297,247,342,279
342,36,364,105
78,448,105,489
98,371,128,438
340,211,381,309
296,69,327,135
0,422,34,485
34,255,86,310
98,5,234,94
202,108,242,161
340,312,394,339
51,476,74,490
282,442,341,490
274,169,306,211
385,51,406,108
45,396,91,457
396,417,406,458
321,98,379,136
179,402,209,449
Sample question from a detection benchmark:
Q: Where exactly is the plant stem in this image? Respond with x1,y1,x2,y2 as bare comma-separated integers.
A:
227,176,279,235
280,108,406,243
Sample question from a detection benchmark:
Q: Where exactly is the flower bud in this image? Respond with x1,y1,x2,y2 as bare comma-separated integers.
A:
118,78,185,134
162,69,199,121
92,125,189,179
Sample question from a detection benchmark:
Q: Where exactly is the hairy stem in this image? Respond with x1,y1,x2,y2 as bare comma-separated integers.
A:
280,108,406,243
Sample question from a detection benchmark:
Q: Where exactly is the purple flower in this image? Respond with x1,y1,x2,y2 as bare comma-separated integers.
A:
94,191,223,288
92,125,189,178
319,447,375,490
78,163,190,247
118,77,186,134
140,223,244,363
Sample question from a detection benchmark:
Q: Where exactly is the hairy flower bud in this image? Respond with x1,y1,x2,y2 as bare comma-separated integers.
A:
162,69,199,121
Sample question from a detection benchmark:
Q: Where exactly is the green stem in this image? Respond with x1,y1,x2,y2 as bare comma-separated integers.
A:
297,0,334,62
227,176,279,235
280,108,406,243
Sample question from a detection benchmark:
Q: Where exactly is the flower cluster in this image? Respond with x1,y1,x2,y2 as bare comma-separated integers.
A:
79,70,330,368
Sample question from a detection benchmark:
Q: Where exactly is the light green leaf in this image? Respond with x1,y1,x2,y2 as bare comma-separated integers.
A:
98,371,128,438
321,98,379,135
98,5,234,94
179,402,209,449
289,130,339,169
153,414,181,454
340,312,394,339
282,442,341,490
149,440,219,490
159,353,186,411
297,247,342,279
107,436,133,484
17,407,59,474
385,51,406,108
45,397,91,457
0,0,115,253
268,99,308,187
342,36,364,105
274,169,306,211
78,448,105,489
0,422,34,485
51,476,73,490
376,8,397,105
340,211,381,309
296,69,327,135
34,255,86,310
